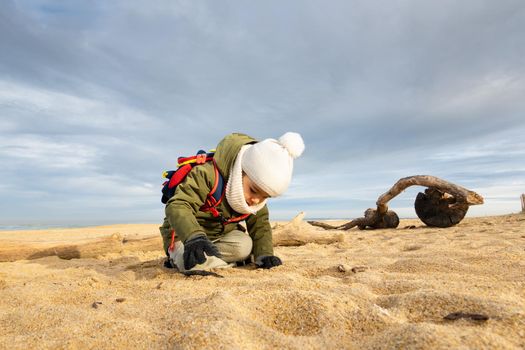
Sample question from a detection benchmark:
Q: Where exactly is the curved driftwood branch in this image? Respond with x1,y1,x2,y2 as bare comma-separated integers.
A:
376,175,484,214
308,175,484,231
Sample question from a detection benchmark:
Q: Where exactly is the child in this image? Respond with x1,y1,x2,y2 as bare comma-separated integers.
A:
159,132,304,271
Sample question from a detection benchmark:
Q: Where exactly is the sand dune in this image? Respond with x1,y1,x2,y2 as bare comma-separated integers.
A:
0,214,524,349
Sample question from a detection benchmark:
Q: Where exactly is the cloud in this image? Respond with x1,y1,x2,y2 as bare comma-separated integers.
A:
0,80,162,133
1,135,97,169
1,0,524,225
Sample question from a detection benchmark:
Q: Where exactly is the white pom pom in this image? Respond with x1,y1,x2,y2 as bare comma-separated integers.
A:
278,132,305,159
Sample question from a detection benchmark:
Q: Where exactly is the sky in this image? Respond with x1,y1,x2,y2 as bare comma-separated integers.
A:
1,0,524,227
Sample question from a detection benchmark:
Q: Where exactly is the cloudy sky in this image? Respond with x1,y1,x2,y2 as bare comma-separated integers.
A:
1,0,524,228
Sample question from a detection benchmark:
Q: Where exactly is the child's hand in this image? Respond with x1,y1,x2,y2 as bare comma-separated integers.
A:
183,234,221,270
255,255,282,269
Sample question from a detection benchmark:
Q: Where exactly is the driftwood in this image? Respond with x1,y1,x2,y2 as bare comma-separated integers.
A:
521,194,525,213
273,212,345,246
414,188,468,227
310,175,484,230
0,233,163,262
121,235,163,252
0,234,123,262
309,209,399,230
376,175,484,215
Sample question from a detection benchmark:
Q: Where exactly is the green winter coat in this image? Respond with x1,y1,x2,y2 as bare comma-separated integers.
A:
159,133,274,259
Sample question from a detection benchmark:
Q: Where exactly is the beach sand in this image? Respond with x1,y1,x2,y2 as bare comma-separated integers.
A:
0,213,524,349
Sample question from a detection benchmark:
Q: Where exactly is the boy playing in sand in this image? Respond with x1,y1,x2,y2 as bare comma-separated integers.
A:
159,132,305,271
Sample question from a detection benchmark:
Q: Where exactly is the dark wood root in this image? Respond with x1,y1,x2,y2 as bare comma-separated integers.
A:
309,209,399,231
356,208,400,229
307,221,339,230
337,217,367,230
414,188,469,227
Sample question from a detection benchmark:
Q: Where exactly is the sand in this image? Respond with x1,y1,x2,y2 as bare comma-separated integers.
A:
0,214,524,349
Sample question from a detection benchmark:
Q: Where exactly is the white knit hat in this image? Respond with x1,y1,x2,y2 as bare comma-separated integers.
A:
241,132,305,197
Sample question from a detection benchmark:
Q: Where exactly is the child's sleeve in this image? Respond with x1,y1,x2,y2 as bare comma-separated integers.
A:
164,165,213,243
246,205,274,258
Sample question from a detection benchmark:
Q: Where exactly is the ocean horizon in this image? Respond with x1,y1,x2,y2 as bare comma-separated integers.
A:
0,216,426,231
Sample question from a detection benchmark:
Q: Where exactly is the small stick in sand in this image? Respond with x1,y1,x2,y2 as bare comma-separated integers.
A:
443,312,489,321
91,301,102,309
180,270,224,278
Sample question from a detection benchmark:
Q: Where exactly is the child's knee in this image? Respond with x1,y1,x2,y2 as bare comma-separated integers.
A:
217,231,253,262
235,234,253,259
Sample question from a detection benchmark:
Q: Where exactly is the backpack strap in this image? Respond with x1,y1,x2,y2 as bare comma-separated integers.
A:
222,213,251,225
200,159,251,224
200,160,221,214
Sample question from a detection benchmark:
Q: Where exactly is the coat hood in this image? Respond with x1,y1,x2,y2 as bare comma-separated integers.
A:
213,133,257,179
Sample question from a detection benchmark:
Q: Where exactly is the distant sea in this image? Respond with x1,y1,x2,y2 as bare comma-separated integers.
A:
0,216,421,231
0,223,107,231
